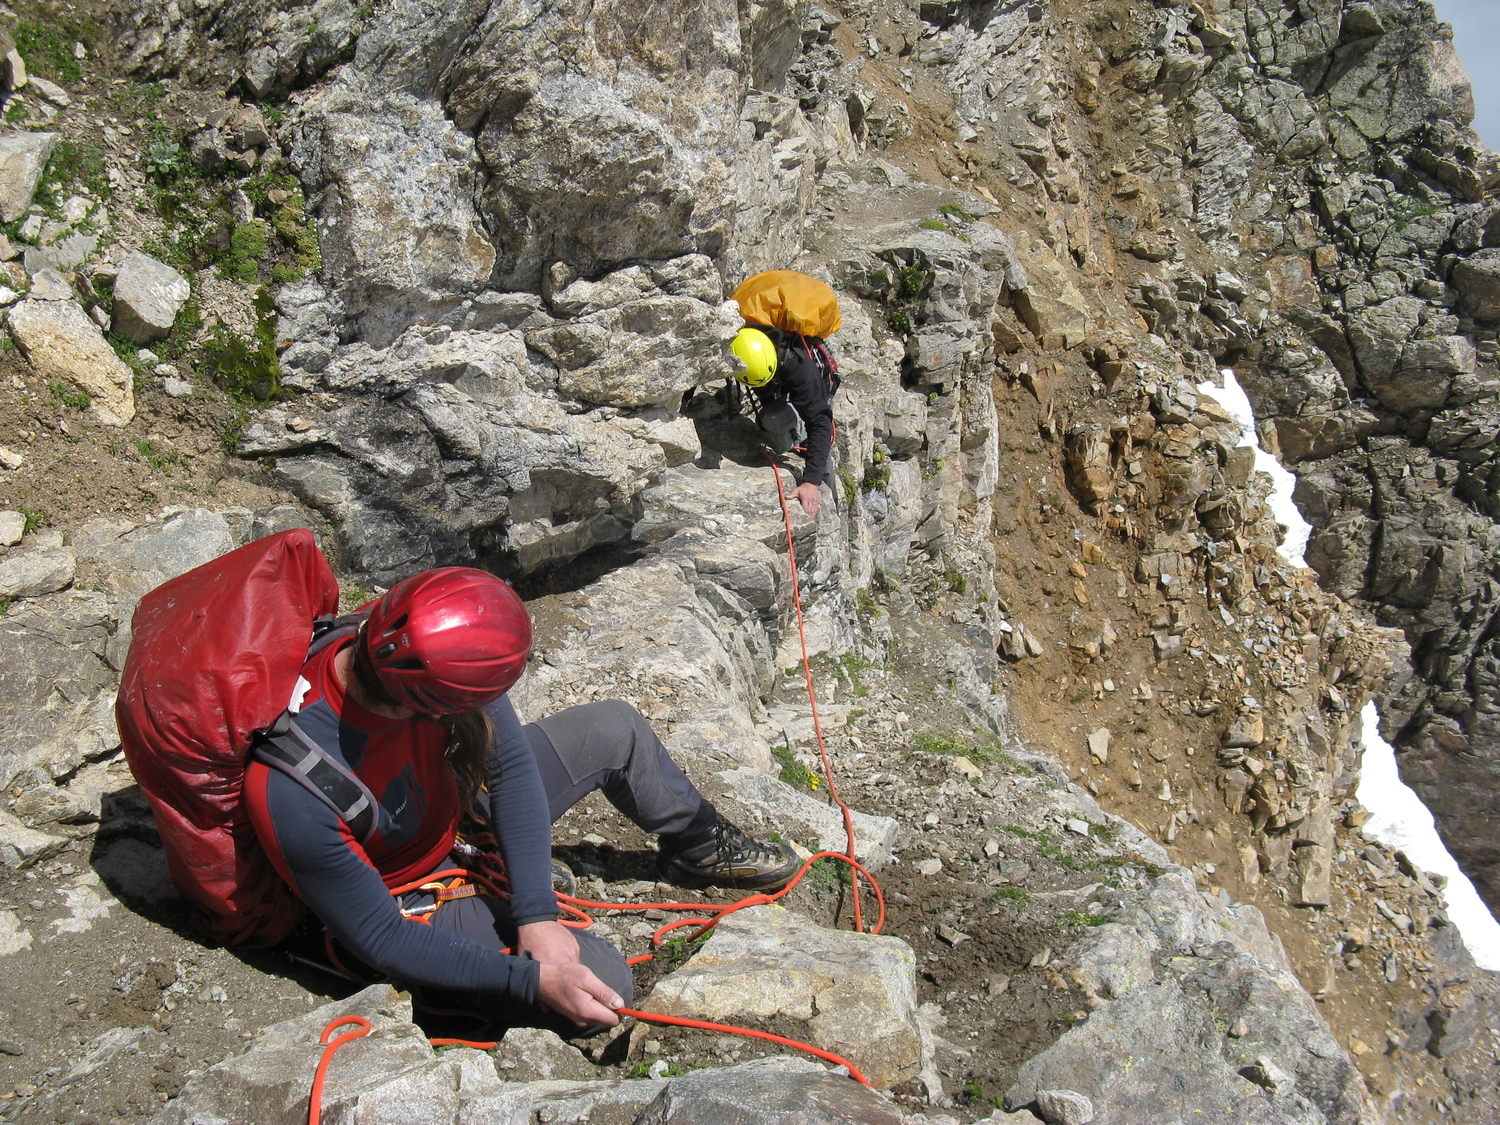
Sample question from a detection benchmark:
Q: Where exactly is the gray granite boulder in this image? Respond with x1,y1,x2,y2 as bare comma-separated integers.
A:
0,132,56,222
635,1058,902,1125
111,249,192,343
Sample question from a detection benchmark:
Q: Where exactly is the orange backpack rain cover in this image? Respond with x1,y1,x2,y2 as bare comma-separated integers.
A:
116,529,339,947
731,270,842,338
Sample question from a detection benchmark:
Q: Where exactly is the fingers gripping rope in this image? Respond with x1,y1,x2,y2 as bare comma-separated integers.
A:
307,456,885,1100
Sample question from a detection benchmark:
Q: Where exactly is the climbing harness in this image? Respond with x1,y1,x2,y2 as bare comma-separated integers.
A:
304,455,884,1121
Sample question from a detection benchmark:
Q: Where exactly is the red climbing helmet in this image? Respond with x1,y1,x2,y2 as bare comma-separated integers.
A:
363,567,532,716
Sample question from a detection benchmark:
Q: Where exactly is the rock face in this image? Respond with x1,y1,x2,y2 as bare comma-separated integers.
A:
0,508,247,794
1008,873,1379,1124
711,767,899,870
110,249,191,343
1453,249,1500,319
0,588,118,793
641,905,923,1090
6,299,135,426
0,545,75,599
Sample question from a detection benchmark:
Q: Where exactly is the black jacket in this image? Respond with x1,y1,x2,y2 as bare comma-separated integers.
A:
751,326,837,488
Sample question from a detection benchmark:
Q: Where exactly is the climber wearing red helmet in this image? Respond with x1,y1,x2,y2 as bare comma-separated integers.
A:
245,566,797,1036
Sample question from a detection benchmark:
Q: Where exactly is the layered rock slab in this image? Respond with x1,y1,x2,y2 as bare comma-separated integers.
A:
0,131,56,222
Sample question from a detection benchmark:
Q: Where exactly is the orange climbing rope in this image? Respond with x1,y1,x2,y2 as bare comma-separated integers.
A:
761,451,869,933
307,1016,371,1125
304,456,884,1119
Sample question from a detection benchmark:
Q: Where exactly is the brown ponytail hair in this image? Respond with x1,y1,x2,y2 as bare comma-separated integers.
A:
350,628,494,817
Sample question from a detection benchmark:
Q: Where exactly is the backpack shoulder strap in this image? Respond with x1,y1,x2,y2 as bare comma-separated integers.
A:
306,614,364,660
796,334,840,399
254,712,380,845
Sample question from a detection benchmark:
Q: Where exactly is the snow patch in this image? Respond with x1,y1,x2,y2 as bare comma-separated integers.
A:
1355,703,1500,970
1195,371,1310,567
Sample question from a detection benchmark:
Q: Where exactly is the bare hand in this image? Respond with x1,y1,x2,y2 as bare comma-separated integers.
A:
793,482,821,518
536,962,624,1028
516,920,581,967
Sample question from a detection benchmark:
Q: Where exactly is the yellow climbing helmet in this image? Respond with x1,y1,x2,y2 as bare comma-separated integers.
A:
730,327,778,387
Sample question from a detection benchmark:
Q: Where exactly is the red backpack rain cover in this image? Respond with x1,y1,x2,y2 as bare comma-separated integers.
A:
116,529,339,947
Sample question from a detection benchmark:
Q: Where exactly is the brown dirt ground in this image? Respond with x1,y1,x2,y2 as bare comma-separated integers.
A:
0,354,281,532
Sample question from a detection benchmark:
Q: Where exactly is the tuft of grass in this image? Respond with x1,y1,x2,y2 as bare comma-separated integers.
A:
804,855,849,897
1037,843,1080,870
31,138,112,211
107,333,146,368
960,1080,1002,1109
1063,910,1110,927
629,1060,691,1079
20,509,52,533
837,466,858,509
226,220,270,283
937,203,976,222
944,568,967,595
135,438,187,474
771,741,819,791
656,930,708,971
912,730,966,756
837,652,874,697
917,218,951,232
49,381,90,411
111,79,169,124
988,886,1028,903
912,730,1031,773
14,20,84,84
218,408,251,454
340,580,375,612
246,170,321,283
201,288,282,401
897,265,929,297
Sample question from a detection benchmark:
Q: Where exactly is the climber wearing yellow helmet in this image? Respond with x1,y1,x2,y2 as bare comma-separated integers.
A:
728,272,842,518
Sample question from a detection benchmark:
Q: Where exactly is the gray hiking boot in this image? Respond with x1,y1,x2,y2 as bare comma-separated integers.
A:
658,813,801,891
